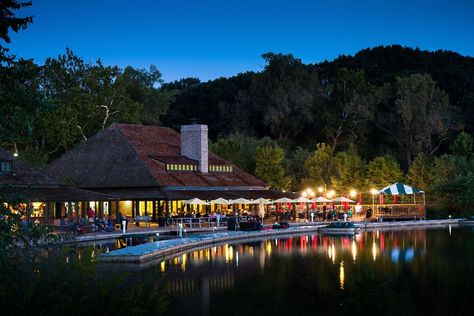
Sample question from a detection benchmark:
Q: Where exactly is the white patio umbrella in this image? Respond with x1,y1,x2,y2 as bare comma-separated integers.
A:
292,196,310,203
250,198,272,205
331,196,355,203
230,198,251,204
209,197,232,205
311,196,332,203
273,197,294,203
184,198,209,205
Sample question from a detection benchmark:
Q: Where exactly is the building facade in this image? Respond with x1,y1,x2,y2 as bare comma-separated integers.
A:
45,123,292,220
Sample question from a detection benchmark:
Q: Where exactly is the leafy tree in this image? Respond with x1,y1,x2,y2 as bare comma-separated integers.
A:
287,146,311,190
325,68,377,151
449,131,473,157
0,59,46,152
210,134,277,173
247,53,324,141
0,0,32,62
255,145,291,190
304,143,334,188
377,74,455,166
366,155,404,189
331,144,367,192
407,153,433,191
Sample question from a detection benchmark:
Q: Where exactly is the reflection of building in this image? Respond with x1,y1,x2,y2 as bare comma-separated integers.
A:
0,147,114,223
45,123,291,220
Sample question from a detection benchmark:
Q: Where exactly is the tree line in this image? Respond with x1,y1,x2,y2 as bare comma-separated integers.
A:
2,1,474,215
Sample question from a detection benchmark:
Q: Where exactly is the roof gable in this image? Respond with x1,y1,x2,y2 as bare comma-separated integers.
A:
46,124,266,189
45,125,159,188
0,147,63,187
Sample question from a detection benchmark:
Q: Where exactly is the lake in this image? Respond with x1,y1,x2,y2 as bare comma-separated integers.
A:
94,225,474,315
9,225,473,315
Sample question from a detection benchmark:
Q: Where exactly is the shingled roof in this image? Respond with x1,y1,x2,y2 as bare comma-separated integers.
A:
45,124,267,189
0,147,114,201
0,147,62,187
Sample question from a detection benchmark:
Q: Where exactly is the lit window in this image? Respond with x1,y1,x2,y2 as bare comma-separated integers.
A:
0,161,12,173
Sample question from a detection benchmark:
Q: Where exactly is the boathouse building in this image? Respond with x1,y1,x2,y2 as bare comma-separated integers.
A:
45,123,291,220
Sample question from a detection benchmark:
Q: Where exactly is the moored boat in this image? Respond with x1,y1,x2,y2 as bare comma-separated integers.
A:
319,221,360,235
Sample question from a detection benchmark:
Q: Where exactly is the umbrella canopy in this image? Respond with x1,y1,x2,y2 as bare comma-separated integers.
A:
331,196,355,203
273,197,294,203
230,198,251,204
209,197,232,205
379,182,423,195
184,198,209,205
311,196,332,203
292,196,310,203
250,198,272,205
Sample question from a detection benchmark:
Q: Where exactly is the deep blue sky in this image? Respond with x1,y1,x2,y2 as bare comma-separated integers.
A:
7,0,474,82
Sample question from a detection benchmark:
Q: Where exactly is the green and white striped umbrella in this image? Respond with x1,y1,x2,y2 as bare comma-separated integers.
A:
379,182,423,195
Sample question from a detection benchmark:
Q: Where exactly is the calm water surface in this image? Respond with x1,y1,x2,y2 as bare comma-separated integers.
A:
100,226,474,316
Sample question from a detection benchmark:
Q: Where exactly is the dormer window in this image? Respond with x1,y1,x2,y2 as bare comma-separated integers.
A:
0,161,13,173
209,165,234,173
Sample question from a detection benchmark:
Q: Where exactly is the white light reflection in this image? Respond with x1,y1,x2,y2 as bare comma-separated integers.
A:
339,261,345,290
351,240,357,261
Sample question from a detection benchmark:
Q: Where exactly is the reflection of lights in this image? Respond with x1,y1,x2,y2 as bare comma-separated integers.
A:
372,241,377,261
328,243,336,263
339,261,345,290
235,251,239,266
351,240,357,261
225,245,234,263
449,225,452,236
206,249,210,262
160,261,166,272
181,254,187,271
266,242,272,256
376,230,380,239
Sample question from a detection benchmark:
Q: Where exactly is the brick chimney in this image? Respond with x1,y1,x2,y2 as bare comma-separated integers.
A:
180,124,208,173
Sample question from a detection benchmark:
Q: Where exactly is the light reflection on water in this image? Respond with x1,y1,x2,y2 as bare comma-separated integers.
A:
160,229,426,274
148,227,474,315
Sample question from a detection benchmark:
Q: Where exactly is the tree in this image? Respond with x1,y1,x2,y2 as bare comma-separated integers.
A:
407,153,433,191
325,68,377,151
331,144,367,192
304,143,334,188
247,53,324,141
210,134,277,173
449,132,473,157
377,74,456,166
0,0,32,62
255,145,291,190
287,147,311,190
366,155,404,189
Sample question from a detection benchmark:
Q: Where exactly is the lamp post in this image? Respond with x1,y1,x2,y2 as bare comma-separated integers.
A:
370,188,378,210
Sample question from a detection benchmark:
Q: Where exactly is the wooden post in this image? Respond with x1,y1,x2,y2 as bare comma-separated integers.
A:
116,200,120,220
67,201,72,221
44,202,50,225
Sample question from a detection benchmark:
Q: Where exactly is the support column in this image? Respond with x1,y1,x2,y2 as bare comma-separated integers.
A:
152,200,157,221
115,200,120,220
44,202,50,225
67,201,72,221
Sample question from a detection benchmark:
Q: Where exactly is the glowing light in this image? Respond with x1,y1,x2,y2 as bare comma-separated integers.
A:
302,191,308,198
32,202,42,209
327,190,336,198
160,261,166,272
318,187,324,193
339,261,345,290
13,152,18,157
266,242,272,256
181,254,187,271
372,241,377,261
349,190,357,198
351,240,357,261
370,188,378,195
331,243,336,263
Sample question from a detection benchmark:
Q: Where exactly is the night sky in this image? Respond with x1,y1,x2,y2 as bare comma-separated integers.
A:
8,0,474,82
